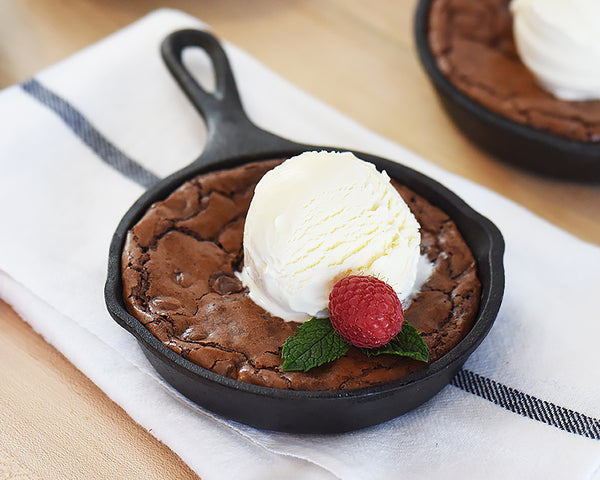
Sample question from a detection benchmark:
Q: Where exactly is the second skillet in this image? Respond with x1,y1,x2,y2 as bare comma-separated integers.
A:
105,29,504,433
414,0,600,182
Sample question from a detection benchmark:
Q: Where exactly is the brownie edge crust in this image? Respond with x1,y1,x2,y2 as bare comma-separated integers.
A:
121,159,481,391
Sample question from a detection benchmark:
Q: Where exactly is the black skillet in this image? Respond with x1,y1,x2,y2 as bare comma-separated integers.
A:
105,29,505,433
414,0,600,182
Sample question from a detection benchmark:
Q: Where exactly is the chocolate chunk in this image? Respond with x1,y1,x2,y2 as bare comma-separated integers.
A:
210,272,244,295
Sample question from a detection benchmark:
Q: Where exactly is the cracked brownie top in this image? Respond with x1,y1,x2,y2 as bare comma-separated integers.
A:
428,0,600,143
121,159,481,391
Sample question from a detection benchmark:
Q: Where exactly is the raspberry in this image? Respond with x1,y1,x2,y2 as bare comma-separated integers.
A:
328,276,404,348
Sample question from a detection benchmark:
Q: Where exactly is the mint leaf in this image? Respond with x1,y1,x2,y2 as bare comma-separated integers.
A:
281,317,350,372
362,322,430,362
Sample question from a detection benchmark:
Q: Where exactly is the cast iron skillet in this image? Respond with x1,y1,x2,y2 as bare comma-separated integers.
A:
105,29,504,433
414,0,600,182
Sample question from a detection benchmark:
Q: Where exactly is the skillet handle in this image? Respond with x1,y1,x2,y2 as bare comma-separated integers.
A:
161,29,304,163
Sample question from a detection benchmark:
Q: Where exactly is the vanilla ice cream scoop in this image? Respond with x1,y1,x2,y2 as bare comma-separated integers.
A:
511,0,600,101
240,151,425,323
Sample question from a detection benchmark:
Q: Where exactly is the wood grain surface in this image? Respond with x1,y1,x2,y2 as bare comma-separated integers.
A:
0,299,199,480
0,0,598,478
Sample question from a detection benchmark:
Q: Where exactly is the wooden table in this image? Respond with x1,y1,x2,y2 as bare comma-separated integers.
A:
1,1,598,478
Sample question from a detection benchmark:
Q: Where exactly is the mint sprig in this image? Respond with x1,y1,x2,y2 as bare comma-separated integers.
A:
361,322,429,362
281,317,350,372
281,318,429,372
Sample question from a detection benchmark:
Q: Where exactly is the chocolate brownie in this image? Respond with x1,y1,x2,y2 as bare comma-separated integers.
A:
121,159,481,391
428,0,600,143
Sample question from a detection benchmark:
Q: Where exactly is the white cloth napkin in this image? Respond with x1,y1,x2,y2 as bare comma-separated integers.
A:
1,9,599,480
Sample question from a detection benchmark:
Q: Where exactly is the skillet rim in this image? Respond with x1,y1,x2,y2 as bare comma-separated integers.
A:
105,146,504,404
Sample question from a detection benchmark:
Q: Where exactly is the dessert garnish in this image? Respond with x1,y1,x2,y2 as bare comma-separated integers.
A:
281,276,429,372
329,275,404,349
237,151,432,373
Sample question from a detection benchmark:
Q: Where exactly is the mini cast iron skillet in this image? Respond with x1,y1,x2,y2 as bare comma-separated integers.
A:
414,0,600,182
105,29,504,433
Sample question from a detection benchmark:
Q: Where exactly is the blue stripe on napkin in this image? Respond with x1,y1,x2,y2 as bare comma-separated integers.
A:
21,79,160,188
453,369,600,440
21,78,600,441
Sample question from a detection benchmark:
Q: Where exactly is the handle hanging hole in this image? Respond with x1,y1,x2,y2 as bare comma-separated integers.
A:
182,47,217,95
